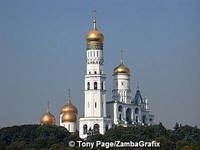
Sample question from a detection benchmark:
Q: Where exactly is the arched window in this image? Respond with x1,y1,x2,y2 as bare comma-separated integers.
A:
87,82,90,90
101,82,103,90
118,105,122,112
142,115,146,125
105,124,109,131
94,124,100,134
83,124,87,134
135,108,139,114
95,102,97,108
126,108,132,124
94,82,97,90
94,71,97,74
119,114,122,121
136,116,138,123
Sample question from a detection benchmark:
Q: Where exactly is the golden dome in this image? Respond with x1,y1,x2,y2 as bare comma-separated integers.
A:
62,111,77,122
86,17,104,42
60,100,78,114
40,112,56,125
113,63,130,75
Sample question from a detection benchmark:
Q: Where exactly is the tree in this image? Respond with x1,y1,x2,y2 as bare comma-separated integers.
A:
174,122,180,131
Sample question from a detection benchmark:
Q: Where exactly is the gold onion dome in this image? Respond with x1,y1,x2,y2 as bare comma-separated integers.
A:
113,63,130,75
62,111,77,122
40,111,56,125
60,93,78,114
86,17,104,42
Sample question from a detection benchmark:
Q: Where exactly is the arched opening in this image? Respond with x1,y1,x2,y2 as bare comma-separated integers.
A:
118,105,122,112
94,124,100,134
142,115,146,125
126,108,132,124
119,114,122,121
105,124,109,132
95,102,97,108
136,116,138,123
94,71,97,74
83,124,87,134
87,82,90,90
101,82,103,90
135,108,139,114
94,82,97,90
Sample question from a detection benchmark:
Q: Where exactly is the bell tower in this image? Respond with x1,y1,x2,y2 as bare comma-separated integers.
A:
79,12,111,139
112,51,131,103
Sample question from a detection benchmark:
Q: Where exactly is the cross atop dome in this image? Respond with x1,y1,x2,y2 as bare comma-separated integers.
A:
67,88,71,104
92,10,97,29
120,49,124,64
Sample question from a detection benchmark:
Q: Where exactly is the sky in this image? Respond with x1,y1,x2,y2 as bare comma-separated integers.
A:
0,0,199,129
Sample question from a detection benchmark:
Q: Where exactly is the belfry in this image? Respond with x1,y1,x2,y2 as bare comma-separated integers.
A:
79,14,112,139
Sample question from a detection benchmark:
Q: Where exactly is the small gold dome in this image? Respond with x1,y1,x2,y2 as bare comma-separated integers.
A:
60,100,78,114
86,17,104,42
113,64,130,75
40,112,56,125
62,111,77,122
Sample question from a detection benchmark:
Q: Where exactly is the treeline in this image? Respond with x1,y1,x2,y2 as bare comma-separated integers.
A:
0,123,200,150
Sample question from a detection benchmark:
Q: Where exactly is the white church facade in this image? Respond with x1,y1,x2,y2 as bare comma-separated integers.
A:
40,15,154,139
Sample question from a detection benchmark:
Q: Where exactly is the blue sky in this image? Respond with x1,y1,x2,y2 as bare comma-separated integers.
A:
0,0,199,128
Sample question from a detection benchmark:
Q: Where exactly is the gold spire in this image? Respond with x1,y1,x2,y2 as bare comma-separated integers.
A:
67,88,71,104
40,101,56,125
86,10,104,42
46,100,50,113
60,89,77,123
60,89,78,114
120,49,124,64
92,10,97,29
113,50,130,75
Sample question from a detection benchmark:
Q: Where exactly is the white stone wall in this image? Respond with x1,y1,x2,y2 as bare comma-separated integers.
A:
79,117,112,139
107,102,153,126
62,122,76,133
112,74,131,103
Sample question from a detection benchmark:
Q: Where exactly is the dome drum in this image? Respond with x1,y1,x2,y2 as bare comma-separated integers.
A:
87,42,103,50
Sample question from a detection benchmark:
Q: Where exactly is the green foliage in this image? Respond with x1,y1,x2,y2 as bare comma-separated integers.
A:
0,124,80,150
0,123,200,150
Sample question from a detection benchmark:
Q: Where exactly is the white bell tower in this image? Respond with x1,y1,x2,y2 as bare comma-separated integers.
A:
79,12,111,139
112,51,131,104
